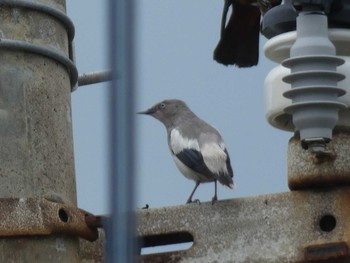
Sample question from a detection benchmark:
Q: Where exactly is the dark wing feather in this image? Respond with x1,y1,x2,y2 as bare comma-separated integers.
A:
174,148,214,179
216,148,234,188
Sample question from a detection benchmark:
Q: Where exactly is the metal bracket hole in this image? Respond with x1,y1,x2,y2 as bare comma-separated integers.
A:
319,214,336,232
58,208,69,223
140,231,193,255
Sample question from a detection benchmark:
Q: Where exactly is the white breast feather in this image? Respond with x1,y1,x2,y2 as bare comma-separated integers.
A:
201,142,228,175
170,129,200,154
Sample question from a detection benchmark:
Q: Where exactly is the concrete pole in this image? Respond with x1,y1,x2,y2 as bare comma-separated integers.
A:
0,0,79,261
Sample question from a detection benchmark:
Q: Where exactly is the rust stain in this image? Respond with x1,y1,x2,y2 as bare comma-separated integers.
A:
0,198,98,241
288,131,350,191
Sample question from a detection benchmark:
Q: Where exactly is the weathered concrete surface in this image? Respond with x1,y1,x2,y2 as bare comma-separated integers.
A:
80,229,105,263
288,129,350,190
137,188,350,262
0,0,76,204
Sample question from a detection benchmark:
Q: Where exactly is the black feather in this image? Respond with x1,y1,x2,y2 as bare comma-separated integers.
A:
175,148,214,179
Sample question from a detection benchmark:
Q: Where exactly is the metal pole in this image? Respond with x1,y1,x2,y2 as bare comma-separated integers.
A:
0,0,79,261
107,0,136,262
77,70,112,87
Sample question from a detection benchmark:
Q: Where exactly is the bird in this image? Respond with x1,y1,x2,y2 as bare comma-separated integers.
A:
213,0,282,67
138,99,234,204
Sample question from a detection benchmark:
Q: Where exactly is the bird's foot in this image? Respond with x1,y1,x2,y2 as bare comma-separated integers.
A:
186,199,201,204
141,204,149,209
211,196,218,205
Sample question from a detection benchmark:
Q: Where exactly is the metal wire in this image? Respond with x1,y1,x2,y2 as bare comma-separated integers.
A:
0,0,77,89
0,0,75,41
107,0,136,262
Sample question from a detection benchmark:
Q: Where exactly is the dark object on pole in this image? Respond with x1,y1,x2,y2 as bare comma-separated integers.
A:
213,0,281,67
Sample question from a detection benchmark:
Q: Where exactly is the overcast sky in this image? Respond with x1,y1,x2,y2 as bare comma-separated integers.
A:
67,0,291,215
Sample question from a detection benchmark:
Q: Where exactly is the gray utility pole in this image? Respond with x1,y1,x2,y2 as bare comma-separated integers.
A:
0,0,81,261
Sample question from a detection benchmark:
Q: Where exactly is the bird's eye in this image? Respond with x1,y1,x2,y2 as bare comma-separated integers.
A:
159,103,166,109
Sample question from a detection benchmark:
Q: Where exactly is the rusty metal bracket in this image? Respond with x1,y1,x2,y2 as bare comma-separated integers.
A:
0,198,98,241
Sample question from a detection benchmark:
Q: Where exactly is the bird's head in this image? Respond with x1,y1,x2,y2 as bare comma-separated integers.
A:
138,99,189,127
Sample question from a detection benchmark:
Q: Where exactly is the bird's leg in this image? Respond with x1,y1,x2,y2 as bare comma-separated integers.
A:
212,180,218,204
186,181,200,204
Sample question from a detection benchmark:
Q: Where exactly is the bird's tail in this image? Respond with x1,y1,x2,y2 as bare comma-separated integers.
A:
218,173,235,189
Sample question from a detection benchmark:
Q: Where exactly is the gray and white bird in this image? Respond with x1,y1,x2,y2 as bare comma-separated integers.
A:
139,99,234,204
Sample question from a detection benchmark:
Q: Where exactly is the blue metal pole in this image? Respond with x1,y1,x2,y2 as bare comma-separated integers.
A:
107,0,136,261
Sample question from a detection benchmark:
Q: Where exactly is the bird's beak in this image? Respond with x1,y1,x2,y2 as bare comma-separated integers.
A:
137,107,157,115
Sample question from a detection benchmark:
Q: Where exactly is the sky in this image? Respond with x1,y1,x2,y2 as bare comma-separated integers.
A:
66,0,291,215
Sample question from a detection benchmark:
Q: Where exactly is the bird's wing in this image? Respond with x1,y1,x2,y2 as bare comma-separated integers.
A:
201,141,230,175
199,133,234,188
169,129,234,188
170,129,214,179
175,148,214,177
